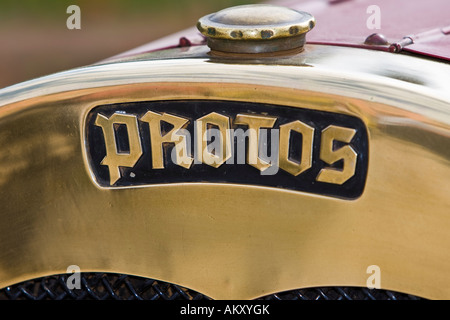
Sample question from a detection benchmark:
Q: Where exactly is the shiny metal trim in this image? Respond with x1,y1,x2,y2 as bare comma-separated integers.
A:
0,45,450,299
196,4,315,53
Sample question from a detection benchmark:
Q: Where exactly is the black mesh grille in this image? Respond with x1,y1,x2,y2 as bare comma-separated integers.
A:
0,273,422,300
0,273,207,300
260,286,421,300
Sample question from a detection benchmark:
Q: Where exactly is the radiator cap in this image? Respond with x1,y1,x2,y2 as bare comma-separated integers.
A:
197,4,315,54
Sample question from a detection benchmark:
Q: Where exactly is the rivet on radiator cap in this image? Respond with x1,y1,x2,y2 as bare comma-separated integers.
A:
197,4,315,54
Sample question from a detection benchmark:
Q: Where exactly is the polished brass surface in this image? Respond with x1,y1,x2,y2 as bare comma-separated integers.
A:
197,4,315,53
1,44,450,299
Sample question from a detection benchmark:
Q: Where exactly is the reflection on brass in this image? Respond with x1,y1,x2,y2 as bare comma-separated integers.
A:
0,44,450,300
234,114,277,172
95,113,143,185
141,111,193,170
279,120,314,176
317,126,357,185
195,112,232,168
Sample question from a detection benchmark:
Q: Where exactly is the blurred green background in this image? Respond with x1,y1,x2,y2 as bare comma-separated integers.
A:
0,0,258,88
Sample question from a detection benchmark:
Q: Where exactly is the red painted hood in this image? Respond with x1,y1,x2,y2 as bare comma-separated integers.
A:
108,0,450,61
294,0,450,60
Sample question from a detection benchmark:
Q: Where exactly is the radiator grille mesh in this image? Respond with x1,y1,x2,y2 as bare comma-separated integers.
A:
0,273,422,300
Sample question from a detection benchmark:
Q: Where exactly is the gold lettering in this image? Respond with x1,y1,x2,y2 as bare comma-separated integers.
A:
141,111,192,169
95,113,143,185
195,112,232,168
234,114,277,172
279,120,314,176
316,125,357,185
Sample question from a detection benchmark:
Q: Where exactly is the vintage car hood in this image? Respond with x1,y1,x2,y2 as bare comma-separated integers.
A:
1,2,450,301
107,0,450,62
